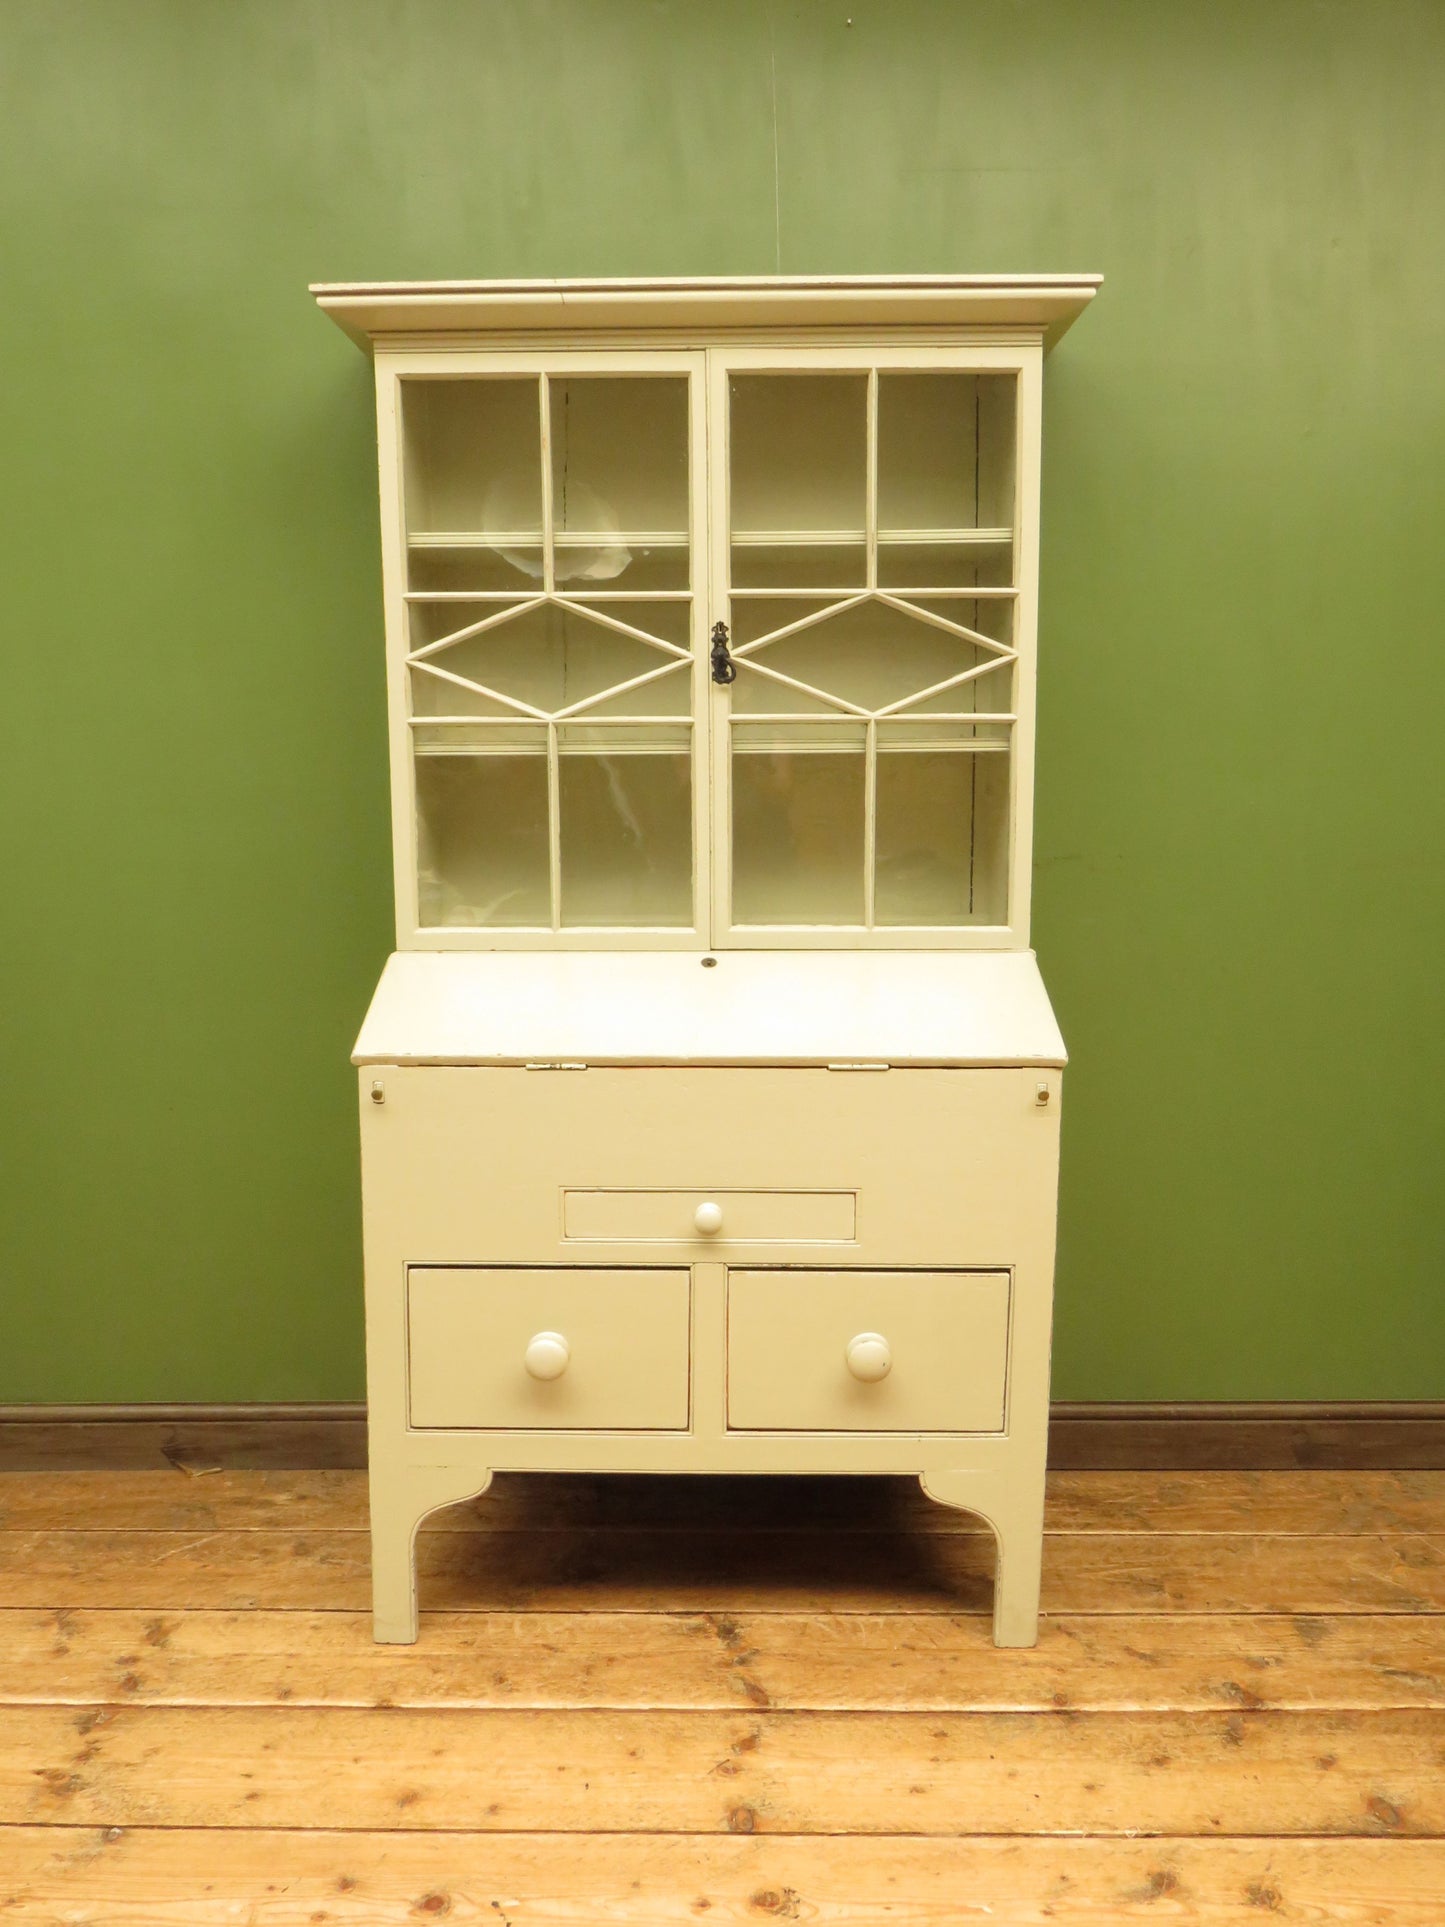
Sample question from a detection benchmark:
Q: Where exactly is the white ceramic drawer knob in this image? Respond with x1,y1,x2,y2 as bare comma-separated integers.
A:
845,1332,892,1382
694,1200,724,1236
523,1331,570,1381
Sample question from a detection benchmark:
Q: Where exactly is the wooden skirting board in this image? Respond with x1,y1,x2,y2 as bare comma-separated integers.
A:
0,1400,1441,1470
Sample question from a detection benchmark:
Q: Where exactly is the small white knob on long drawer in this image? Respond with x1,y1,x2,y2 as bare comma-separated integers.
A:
523,1331,570,1381
845,1332,892,1382
694,1200,724,1236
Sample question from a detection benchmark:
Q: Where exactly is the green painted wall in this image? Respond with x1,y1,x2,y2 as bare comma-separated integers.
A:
2,0,1441,1403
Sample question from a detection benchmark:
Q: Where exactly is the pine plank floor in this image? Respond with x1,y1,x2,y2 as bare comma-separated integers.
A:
1,1469,1443,1922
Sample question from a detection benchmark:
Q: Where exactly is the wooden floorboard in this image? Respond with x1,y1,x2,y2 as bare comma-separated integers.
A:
7,1830,1445,1924
3,1522,1442,1614
1,1469,1441,1922
3,1702,1444,1835
0,1608,1441,1712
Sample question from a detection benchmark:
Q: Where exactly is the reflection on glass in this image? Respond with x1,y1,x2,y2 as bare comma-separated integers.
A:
415,749,550,928
550,377,689,588
559,749,692,927
553,540,689,590
875,750,1009,926
732,741,865,925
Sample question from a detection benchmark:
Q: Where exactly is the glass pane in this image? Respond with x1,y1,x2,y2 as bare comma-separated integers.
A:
552,536,689,590
876,373,1016,590
731,541,867,591
550,376,689,588
730,373,867,541
414,746,550,928
732,597,838,650
877,373,1016,531
579,659,691,719
909,597,1014,648
409,601,682,718
734,598,1011,716
412,721,538,752
731,665,839,717
410,667,519,719
408,598,533,652
558,747,692,927
876,537,1014,591
402,378,540,537
407,542,544,594
875,749,1010,926
731,735,866,926
902,659,1013,717
876,719,1012,751
562,598,690,651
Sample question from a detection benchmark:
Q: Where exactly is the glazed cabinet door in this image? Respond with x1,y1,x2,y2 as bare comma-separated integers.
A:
377,351,710,947
707,344,1042,950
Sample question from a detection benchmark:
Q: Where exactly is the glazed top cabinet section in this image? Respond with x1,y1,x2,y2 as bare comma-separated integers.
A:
312,276,1099,953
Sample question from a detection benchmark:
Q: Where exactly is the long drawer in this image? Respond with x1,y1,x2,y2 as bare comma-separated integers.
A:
563,1187,856,1243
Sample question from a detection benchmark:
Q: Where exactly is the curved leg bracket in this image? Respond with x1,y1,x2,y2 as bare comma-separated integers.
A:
920,1466,1045,1649
370,1463,493,1644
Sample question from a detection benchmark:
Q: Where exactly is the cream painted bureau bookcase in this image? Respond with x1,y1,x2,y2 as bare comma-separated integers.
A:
313,274,1098,1647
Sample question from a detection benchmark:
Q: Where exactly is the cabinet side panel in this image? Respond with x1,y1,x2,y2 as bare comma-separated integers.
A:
1008,343,1044,948
373,354,418,947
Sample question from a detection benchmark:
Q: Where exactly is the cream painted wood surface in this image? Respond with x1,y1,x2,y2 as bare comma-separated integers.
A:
727,1269,1011,1432
371,347,711,954
352,949,1067,1065
359,1066,1059,1266
407,1268,692,1431
318,276,1088,1650
359,1062,1060,1646
704,341,1045,953
563,1188,857,1243
332,311,1072,953
312,272,1101,347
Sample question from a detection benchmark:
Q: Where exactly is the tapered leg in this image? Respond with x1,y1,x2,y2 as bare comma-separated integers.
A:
919,1463,1046,1647
989,1477,1045,1647
369,1464,493,1644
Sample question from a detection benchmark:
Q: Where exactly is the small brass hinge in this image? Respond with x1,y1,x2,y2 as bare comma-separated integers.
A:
525,1061,588,1072
826,1061,890,1073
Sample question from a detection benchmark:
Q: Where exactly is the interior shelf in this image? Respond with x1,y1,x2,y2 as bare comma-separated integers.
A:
730,528,1012,546
409,529,691,549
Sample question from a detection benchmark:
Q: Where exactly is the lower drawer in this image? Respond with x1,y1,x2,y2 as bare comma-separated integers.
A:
408,1266,691,1431
726,1268,1010,1433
